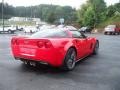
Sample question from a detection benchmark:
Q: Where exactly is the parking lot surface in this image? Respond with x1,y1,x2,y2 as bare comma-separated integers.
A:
0,33,120,90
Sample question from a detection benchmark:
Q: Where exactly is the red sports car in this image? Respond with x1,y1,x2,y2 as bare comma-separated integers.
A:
11,29,99,71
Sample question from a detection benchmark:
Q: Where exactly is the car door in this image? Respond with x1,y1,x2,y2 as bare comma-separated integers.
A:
71,31,88,59
76,38,88,58
80,32,94,55
84,37,93,54
78,32,90,57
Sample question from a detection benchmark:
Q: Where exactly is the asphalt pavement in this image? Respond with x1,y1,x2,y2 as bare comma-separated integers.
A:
0,32,120,90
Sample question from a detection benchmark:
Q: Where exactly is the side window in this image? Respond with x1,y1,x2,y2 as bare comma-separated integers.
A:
71,31,85,38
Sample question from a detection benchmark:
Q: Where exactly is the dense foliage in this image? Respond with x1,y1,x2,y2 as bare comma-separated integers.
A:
0,3,77,24
77,0,107,28
0,3,14,19
0,0,120,27
98,3,120,28
77,0,120,28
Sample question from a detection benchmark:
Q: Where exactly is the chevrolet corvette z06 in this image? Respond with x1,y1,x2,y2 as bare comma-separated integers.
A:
11,29,99,71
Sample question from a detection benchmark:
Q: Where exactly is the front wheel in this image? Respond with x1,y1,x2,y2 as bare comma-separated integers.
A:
62,48,76,71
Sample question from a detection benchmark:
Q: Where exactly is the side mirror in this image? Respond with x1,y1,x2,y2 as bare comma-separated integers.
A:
82,35,87,38
80,32,87,38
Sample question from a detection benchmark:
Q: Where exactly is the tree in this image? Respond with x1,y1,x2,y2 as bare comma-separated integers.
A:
83,6,95,26
0,3,77,24
13,4,77,24
107,3,120,18
77,0,107,28
77,4,88,25
46,11,56,23
0,3,14,19
107,5,116,17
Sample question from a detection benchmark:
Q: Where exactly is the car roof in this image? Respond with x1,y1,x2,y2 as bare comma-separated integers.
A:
107,25,116,27
40,28,68,32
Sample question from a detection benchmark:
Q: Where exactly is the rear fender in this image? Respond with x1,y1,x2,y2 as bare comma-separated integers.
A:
63,40,77,57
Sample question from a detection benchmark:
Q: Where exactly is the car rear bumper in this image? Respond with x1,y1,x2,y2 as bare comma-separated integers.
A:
104,31,115,32
11,46,65,67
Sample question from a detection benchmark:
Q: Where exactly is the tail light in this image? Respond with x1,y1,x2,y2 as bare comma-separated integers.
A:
37,41,44,48
11,39,19,45
45,41,52,48
37,40,52,48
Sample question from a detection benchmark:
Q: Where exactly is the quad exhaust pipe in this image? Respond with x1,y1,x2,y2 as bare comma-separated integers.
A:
24,61,28,65
30,62,36,66
23,60,48,66
24,61,36,67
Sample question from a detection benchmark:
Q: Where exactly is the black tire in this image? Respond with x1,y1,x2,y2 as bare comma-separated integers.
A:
30,30,32,33
8,30,12,34
11,31,15,34
109,32,111,35
104,32,107,35
93,41,99,55
115,32,119,35
62,48,76,71
113,32,115,35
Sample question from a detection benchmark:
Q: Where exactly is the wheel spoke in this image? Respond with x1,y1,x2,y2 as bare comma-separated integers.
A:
67,51,76,69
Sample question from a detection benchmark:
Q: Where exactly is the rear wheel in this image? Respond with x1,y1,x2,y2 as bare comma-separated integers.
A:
115,32,119,35
93,41,99,55
110,32,112,35
62,48,76,71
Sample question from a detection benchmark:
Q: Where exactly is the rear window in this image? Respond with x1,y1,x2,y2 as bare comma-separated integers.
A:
30,29,69,38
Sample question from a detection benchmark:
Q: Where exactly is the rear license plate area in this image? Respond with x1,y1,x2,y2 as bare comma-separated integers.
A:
20,47,36,56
